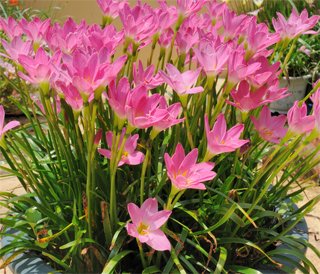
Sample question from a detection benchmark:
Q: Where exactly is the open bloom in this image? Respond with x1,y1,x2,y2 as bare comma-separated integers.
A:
159,64,203,98
272,9,319,41
98,129,144,167
205,114,248,157
287,101,315,134
97,0,127,20
164,143,216,190
1,36,33,63
126,198,171,251
251,106,287,144
0,105,20,141
133,61,163,89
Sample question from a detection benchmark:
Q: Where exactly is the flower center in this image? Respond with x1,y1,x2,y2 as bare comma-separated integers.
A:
262,128,273,137
137,222,149,235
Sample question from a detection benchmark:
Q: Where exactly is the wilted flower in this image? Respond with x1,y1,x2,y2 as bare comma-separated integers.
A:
126,198,172,251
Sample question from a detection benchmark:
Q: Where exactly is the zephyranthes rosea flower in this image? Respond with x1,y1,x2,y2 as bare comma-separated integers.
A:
287,101,315,135
272,9,319,41
0,105,20,142
98,129,144,167
205,114,248,158
126,198,171,251
164,143,216,190
251,106,287,144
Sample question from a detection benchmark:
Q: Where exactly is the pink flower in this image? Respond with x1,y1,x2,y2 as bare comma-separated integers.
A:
107,78,131,121
194,36,230,77
97,0,127,19
287,101,315,134
0,17,23,40
56,82,83,111
125,87,168,129
1,36,33,63
65,49,126,100
33,96,61,115
272,9,319,41
119,3,159,44
164,143,216,190
310,83,320,109
158,28,174,48
159,64,203,98
126,198,171,251
18,47,60,88
251,106,287,144
20,17,51,45
205,114,249,157
176,0,207,18
0,105,20,140
98,129,144,167
175,17,199,54
152,99,184,133
313,106,320,133
133,61,163,89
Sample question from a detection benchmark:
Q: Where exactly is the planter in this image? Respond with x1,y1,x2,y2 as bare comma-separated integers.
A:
270,75,311,114
1,217,308,274
1,229,57,274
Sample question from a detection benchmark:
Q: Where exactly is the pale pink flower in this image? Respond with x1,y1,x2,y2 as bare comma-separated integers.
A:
176,0,207,18
298,45,311,57
133,61,163,89
164,143,216,190
18,47,60,87
194,36,230,77
0,105,20,140
158,28,174,48
156,1,178,32
107,78,131,121
287,101,315,134
159,64,203,97
0,17,23,40
272,9,319,41
97,0,127,19
20,17,51,45
251,106,287,144
126,198,171,251
119,3,159,44
205,114,249,156
98,129,144,167
152,99,184,132
1,37,33,63
125,87,168,129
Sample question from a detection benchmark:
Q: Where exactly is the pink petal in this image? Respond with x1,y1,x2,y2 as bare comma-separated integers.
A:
148,210,171,230
2,120,20,134
141,198,158,214
127,203,142,224
146,229,171,251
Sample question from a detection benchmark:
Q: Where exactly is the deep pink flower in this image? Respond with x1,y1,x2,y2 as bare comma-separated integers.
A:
1,36,33,63
125,87,168,129
287,101,315,134
98,129,144,167
158,28,174,48
314,106,320,133
0,105,20,141
159,64,203,98
107,78,131,121
164,143,216,190
152,99,184,133
156,1,178,32
205,114,248,157
251,106,287,144
126,198,171,251
272,9,319,41
175,17,200,54
119,3,159,44
133,61,163,89
194,36,230,77
205,1,228,25
0,17,23,40
97,0,127,19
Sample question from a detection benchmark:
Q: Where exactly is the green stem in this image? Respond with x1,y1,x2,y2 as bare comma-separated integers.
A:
137,239,147,269
183,107,194,149
140,142,152,205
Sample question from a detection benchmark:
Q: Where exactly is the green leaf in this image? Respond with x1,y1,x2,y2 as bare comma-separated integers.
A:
102,250,133,274
25,207,42,226
214,247,227,274
228,265,263,274
142,266,161,274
